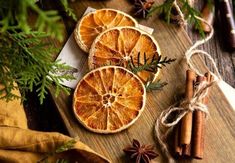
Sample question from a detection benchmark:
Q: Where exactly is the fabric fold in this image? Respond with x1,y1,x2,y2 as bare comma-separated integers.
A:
0,87,109,163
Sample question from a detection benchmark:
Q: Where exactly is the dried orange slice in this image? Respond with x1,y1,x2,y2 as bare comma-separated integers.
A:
88,26,161,83
73,66,146,134
74,9,138,53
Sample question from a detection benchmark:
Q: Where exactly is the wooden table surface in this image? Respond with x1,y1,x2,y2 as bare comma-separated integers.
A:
23,0,235,161
187,4,235,87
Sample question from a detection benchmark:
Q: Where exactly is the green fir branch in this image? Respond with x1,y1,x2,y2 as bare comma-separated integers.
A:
38,139,77,163
179,0,205,37
145,80,168,92
147,0,205,37
0,31,75,104
128,52,174,91
147,0,175,23
60,0,77,21
0,0,77,104
55,139,77,153
0,0,65,41
128,52,176,74
56,159,69,163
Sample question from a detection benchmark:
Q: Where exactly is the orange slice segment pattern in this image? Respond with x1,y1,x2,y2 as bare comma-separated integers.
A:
73,66,146,134
74,9,137,53
89,27,161,83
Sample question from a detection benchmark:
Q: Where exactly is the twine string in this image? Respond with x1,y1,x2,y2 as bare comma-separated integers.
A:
155,80,211,162
154,2,223,163
173,0,187,26
185,16,222,81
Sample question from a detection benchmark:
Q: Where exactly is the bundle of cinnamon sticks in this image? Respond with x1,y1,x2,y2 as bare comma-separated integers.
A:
174,70,213,159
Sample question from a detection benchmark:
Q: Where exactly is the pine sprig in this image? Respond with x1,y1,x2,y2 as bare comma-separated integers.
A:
147,0,205,37
38,139,77,163
0,0,65,41
0,1,77,104
179,0,205,37
0,31,75,104
147,0,175,23
128,52,176,74
55,159,69,163
156,55,177,68
60,0,77,21
145,80,168,92
128,52,174,91
55,139,77,153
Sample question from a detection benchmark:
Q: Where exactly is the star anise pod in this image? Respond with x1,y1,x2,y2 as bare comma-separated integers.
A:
133,0,155,18
123,139,158,163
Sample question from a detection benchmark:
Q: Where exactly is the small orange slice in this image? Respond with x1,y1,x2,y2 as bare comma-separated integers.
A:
88,27,161,83
74,9,138,53
73,66,146,134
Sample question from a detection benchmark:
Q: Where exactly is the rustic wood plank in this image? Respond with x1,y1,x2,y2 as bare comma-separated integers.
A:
187,0,235,87
48,0,235,162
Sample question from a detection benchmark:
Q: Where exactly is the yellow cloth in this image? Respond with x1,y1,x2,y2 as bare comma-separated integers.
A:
0,88,109,163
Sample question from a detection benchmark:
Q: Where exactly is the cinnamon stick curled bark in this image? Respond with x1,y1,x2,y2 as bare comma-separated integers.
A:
174,124,182,156
180,70,196,146
182,143,191,157
192,73,212,159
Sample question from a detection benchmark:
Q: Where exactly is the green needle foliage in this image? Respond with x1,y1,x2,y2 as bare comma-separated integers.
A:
0,0,63,41
38,139,77,163
60,0,77,21
145,80,168,92
55,139,77,153
148,0,205,37
128,52,175,91
0,0,77,104
148,0,175,23
179,0,205,37
128,52,176,74
0,31,75,104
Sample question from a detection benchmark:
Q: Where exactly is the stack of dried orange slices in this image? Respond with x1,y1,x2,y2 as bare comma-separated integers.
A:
74,9,138,53
73,9,161,134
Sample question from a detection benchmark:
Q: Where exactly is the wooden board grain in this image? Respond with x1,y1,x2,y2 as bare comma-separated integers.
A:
49,0,235,162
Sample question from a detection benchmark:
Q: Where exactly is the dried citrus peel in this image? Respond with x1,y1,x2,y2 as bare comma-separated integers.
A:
73,66,146,134
88,26,161,83
74,9,138,53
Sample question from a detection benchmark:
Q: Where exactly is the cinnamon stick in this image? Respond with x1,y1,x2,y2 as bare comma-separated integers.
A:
192,75,206,159
192,73,212,159
182,144,191,157
174,124,182,156
180,70,196,145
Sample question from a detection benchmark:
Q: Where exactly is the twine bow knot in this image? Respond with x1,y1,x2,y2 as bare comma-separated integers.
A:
160,80,211,130
155,81,213,163
154,2,223,162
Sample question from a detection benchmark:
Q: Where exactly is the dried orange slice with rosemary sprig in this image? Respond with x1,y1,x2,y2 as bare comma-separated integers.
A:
73,66,146,134
88,26,161,83
74,9,138,53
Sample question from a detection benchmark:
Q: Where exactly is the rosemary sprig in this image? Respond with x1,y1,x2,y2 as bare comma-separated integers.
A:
55,139,77,153
145,80,168,92
38,139,77,163
55,159,69,163
128,52,174,91
128,52,176,74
